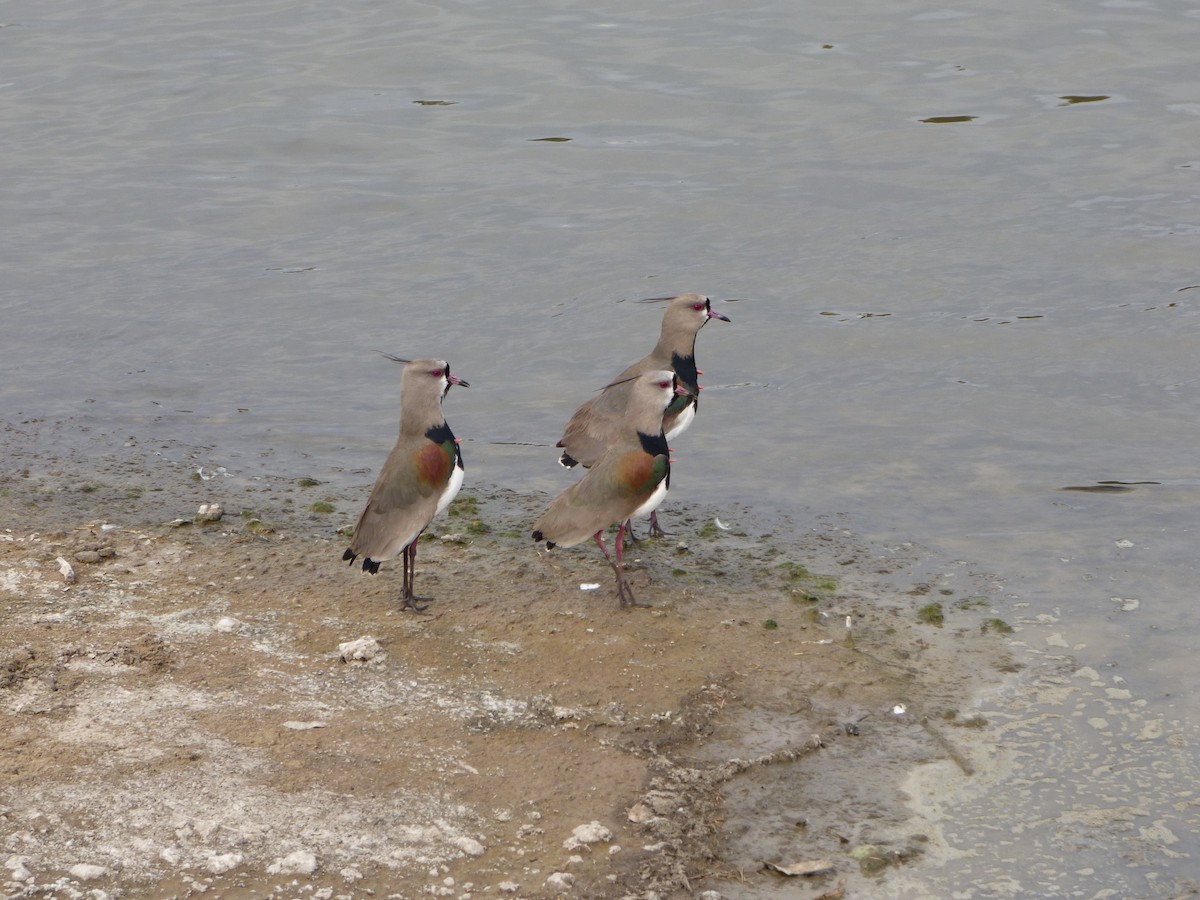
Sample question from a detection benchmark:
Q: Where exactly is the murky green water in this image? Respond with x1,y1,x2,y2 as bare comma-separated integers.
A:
4,0,1200,892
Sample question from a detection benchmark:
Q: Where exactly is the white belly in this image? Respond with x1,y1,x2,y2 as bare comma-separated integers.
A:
665,401,696,442
630,477,669,520
435,461,465,516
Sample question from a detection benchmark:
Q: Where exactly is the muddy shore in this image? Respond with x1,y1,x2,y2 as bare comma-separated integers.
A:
1,419,1018,899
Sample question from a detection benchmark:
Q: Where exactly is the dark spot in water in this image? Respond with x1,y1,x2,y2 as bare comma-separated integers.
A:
1176,285,1200,292
1060,481,1160,493
920,115,977,124
413,100,457,106
1059,95,1109,106
529,136,571,142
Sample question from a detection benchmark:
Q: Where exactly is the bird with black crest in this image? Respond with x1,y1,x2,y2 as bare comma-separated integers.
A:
554,293,730,537
534,370,692,607
343,354,468,612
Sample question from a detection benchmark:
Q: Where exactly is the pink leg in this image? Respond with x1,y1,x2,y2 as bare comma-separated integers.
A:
593,530,614,564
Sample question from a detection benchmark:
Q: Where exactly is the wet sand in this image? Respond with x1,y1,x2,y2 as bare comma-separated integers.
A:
1,421,1018,899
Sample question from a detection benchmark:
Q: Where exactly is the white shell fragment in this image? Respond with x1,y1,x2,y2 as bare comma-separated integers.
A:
205,852,243,874
579,583,601,591
892,704,907,715
453,835,486,857
214,616,240,633
563,820,613,850
56,556,77,584
713,517,731,531
68,863,108,881
339,636,383,662
764,858,836,876
267,849,318,875
545,872,576,891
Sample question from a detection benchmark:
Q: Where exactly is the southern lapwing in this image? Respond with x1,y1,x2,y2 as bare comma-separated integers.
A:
555,293,730,536
343,355,468,612
533,370,689,607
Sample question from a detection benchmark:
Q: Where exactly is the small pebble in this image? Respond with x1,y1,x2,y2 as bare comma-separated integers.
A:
195,503,225,523
338,636,382,662
545,872,575,892
56,556,77,583
267,849,317,875
454,836,486,857
206,852,243,874
69,863,107,881
5,857,33,881
562,821,612,850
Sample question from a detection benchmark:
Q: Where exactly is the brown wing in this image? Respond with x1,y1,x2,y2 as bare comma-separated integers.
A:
533,445,668,548
348,438,449,562
556,376,639,468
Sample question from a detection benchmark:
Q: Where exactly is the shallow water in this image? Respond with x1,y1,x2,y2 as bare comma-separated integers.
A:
4,0,1200,892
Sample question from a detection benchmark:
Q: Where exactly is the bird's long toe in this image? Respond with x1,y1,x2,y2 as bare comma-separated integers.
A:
616,577,648,608
400,594,435,614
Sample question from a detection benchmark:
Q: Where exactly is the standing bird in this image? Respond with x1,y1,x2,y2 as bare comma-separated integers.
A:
555,293,730,535
343,356,468,612
533,370,690,607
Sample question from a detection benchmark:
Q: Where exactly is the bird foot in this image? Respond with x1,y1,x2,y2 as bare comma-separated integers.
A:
623,517,669,544
616,579,649,608
400,594,434,614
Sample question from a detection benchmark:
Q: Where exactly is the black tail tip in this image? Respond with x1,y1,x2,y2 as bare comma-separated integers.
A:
343,548,356,564
363,558,380,575
531,530,544,542
558,452,579,468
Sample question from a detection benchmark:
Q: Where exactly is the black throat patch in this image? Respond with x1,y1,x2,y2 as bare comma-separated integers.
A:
671,352,699,393
638,430,670,457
